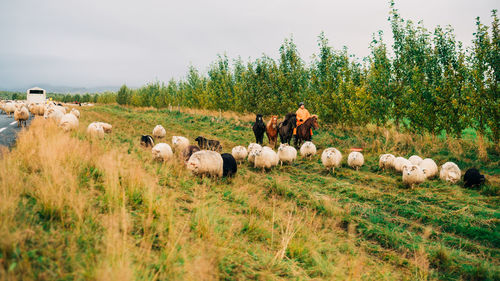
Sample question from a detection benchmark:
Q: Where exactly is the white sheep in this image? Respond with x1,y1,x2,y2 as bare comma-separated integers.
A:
440,162,461,184
300,141,317,158
379,154,396,171
253,146,279,171
394,157,412,173
30,103,45,116
45,106,65,123
153,125,166,139
152,143,173,162
53,105,66,114
59,113,79,132
247,143,262,164
70,108,80,119
321,148,342,172
408,155,423,165
231,145,248,164
347,151,364,171
96,122,112,133
4,102,16,116
172,136,190,153
402,164,427,188
87,122,105,139
186,150,223,177
28,103,36,115
36,104,45,116
419,158,438,179
14,106,29,127
277,144,297,165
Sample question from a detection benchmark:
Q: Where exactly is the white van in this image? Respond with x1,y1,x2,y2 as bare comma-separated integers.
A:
26,87,46,104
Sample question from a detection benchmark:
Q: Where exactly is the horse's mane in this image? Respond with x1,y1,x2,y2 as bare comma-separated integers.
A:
284,112,295,120
267,116,278,127
282,112,296,127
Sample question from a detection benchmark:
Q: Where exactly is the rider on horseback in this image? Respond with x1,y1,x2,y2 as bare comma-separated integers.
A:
294,102,313,137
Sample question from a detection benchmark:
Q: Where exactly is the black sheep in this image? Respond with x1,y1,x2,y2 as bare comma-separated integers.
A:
140,135,155,148
195,136,222,152
221,153,237,177
252,114,266,145
463,168,485,188
195,136,207,148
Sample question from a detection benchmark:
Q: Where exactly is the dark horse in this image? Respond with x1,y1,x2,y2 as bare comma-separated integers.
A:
294,115,319,147
278,113,297,145
252,114,266,144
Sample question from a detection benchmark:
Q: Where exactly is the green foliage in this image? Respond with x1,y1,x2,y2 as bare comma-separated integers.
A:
0,91,26,100
95,5,498,143
95,92,116,104
116,84,131,105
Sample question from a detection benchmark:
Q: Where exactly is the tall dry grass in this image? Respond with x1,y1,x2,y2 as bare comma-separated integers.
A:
0,118,186,280
2,106,458,280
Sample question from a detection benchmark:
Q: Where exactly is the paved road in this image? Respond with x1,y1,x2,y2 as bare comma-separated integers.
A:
0,114,33,147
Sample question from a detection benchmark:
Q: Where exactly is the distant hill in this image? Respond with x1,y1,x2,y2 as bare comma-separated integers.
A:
0,84,119,94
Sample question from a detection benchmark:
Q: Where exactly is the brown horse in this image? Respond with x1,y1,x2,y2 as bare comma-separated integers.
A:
266,115,279,147
294,115,319,147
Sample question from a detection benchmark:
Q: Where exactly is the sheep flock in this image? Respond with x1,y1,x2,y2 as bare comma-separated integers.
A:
0,100,486,188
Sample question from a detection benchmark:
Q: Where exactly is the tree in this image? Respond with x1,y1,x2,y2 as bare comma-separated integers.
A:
366,31,393,127
116,85,130,105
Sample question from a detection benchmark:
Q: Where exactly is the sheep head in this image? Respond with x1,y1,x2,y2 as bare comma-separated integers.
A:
278,143,288,151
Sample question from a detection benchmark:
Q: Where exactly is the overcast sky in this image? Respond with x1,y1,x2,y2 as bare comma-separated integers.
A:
0,0,497,91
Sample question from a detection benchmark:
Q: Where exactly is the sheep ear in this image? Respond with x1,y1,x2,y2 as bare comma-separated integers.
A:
402,165,408,171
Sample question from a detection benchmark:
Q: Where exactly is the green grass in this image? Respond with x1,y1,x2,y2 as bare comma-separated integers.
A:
1,104,498,280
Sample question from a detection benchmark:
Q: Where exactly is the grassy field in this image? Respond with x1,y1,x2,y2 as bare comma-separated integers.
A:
0,104,498,280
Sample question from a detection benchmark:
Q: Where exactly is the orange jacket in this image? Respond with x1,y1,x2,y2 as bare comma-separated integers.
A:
296,108,311,126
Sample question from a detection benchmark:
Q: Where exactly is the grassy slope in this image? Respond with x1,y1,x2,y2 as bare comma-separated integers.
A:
0,104,498,280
